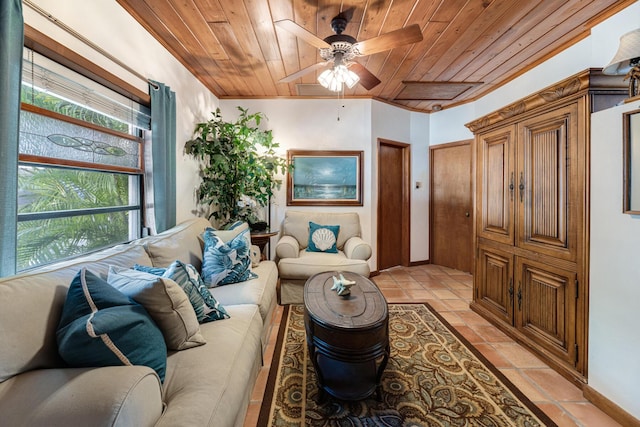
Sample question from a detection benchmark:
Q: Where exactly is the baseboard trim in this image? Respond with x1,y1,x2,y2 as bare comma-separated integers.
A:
583,384,640,427
372,260,430,277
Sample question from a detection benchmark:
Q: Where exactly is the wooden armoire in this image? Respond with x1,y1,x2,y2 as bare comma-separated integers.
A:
466,69,626,386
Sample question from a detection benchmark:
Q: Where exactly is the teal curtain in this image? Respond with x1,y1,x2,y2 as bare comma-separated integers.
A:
0,0,23,277
149,81,176,233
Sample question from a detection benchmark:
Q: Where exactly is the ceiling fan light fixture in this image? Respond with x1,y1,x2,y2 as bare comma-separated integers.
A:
317,64,360,92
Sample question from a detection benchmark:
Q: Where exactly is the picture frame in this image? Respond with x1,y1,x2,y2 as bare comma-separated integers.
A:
286,150,363,206
623,108,640,214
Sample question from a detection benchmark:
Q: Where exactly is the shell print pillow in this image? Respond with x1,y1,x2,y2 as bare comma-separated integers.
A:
306,221,340,253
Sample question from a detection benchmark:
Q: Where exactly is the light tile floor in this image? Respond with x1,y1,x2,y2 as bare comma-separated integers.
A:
243,265,622,427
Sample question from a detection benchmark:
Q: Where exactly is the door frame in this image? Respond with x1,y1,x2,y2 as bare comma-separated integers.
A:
377,138,411,270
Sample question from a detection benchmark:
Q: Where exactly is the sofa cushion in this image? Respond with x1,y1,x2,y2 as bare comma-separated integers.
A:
210,260,277,323
0,244,152,384
306,221,340,253
107,266,206,351
156,304,262,427
56,269,167,382
142,218,211,270
0,366,162,427
135,261,229,323
202,227,257,287
277,250,371,280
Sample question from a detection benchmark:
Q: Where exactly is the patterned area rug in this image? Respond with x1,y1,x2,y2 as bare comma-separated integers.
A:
258,303,556,427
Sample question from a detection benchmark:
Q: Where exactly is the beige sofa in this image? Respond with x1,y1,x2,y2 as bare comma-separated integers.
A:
0,217,278,427
275,211,372,304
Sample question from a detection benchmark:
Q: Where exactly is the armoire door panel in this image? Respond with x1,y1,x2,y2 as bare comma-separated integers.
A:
476,245,514,325
517,104,578,261
516,258,577,369
477,126,515,245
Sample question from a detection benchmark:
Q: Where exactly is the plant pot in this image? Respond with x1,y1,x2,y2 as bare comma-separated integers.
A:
249,221,268,232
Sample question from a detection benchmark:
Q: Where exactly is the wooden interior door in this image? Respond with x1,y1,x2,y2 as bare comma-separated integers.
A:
430,141,473,272
377,140,410,271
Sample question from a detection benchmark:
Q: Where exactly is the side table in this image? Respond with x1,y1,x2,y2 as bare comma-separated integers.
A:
250,230,278,260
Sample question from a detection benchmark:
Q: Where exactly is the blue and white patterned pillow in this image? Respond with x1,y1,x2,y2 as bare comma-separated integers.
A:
134,261,229,323
202,227,258,288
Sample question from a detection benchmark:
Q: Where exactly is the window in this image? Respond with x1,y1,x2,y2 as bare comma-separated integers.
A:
17,49,151,271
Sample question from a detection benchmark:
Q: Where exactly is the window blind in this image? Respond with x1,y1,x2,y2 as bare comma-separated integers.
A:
22,48,151,130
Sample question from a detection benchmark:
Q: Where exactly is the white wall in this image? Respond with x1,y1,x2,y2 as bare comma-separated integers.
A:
410,111,430,262
590,101,640,419
22,0,220,224
219,98,431,266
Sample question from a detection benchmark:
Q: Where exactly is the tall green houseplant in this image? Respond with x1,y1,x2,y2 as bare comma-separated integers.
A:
185,107,288,227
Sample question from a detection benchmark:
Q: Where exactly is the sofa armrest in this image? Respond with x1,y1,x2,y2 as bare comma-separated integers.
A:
275,235,300,259
343,236,372,260
0,366,163,427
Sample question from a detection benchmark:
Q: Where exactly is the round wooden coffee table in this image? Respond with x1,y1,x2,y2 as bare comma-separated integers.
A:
304,271,389,401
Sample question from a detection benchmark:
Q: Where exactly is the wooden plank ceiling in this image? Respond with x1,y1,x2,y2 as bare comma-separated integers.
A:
116,0,634,113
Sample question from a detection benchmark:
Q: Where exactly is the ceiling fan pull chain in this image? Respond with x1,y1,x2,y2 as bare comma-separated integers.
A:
337,87,344,121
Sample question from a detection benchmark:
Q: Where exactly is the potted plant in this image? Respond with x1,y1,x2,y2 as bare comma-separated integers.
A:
185,107,289,229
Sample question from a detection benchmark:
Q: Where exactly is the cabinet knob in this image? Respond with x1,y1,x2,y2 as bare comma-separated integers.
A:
465,212,470,217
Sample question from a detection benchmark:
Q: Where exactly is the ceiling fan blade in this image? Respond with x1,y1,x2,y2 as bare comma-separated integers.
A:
349,63,381,90
279,62,328,83
354,24,423,56
275,20,331,50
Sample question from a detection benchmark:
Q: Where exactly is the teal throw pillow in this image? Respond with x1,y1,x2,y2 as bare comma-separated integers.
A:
56,268,167,382
202,227,257,288
134,261,229,323
306,221,340,253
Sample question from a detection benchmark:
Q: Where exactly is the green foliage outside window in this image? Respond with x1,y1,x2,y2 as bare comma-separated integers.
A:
17,167,132,271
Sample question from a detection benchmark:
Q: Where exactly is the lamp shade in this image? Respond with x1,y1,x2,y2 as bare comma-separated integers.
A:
603,28,640,75
317,64,360,92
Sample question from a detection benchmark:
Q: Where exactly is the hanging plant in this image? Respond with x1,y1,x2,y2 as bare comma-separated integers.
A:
185,107,289,227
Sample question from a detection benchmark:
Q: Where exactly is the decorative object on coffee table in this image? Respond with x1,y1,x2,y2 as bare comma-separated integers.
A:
331,273,355,296
304,271,389,401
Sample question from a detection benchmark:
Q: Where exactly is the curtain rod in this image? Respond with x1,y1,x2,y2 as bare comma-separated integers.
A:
22,0,159,90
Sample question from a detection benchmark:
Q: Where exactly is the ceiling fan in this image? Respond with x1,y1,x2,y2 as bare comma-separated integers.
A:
276,11,423,91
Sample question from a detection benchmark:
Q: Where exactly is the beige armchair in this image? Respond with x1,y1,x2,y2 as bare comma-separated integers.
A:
275,211,372,304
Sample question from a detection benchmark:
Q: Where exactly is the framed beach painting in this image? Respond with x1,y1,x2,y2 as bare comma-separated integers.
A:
286,150,363,206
